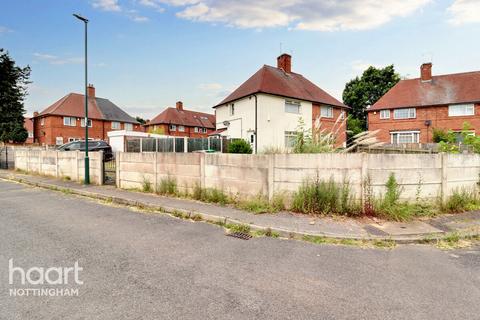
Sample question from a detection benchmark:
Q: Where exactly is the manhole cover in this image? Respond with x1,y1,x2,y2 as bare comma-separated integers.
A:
226,232,252,240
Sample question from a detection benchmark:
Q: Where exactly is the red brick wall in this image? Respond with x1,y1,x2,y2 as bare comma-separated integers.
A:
312,104,347,147
33,115,142,145
368,104,480,143
144,124,214,138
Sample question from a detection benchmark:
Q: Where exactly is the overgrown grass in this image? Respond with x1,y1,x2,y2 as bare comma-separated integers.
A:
291,176,359,216
302,235,396,249
441,187,480,213
157,176,177,195
237,193,286,214
141,177,153,193
192,184,230,205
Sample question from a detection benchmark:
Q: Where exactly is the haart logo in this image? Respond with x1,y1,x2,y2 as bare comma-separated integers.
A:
8,259,83,297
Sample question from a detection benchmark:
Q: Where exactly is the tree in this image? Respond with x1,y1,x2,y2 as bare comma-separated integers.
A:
343,65,400,133
135,116,147,125
0,49,31,143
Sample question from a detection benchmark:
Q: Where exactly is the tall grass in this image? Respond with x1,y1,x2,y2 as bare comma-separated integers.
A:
192,183,229,205
157,176,177,195
291,176,359,215
442,187,480,213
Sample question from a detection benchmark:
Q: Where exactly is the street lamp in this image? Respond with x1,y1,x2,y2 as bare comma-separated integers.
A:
73,13,90,185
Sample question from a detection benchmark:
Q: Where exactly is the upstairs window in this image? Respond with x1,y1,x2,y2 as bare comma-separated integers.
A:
393,108,416,119
169,124,176,131
380,110,390,119
124,123,133,131
230,104,235,116
81,118,92,127
202,128,207,133
320,106,333,118
40,118,45,126
194,127,199,133
448,104,474,117
111,121,121,129
285,100,301,114
63,117,76,126
178,125,185,132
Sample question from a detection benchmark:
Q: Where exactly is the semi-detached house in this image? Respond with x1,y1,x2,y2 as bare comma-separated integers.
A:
213,54,349,153
33,85,142,145
368,63,480,144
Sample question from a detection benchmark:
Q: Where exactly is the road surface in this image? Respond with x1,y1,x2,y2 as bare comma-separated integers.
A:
0,179,479,319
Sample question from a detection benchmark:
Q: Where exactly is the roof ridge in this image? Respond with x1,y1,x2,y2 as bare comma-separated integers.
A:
47,93,72,115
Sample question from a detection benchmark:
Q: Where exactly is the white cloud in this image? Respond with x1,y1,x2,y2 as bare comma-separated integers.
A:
199,83,223,90
171,0,431,31
448,0,480,25
33,53,83,65
0,26,12,34
92,0,121,12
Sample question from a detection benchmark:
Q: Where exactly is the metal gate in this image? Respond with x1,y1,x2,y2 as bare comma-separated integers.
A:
103,158,116,185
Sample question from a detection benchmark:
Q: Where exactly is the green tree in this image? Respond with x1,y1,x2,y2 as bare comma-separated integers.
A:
227,139,252,154
135,116,147,125
343,65,400,134
0,49,31,143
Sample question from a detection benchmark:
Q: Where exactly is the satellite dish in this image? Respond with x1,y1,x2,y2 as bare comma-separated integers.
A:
223,121,230,126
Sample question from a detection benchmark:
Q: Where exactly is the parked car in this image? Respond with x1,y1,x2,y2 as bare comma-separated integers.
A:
57,140,114,161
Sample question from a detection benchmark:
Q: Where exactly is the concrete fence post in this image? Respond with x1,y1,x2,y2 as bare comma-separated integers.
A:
200,153,206,188
26,148,30,173
39,150,43,175
441,153,448,202
55,151,59,178
268,154,275,201
115,152,120,188
360,152,368,210
98,151,104,186
75,150,80,182
184,137,188,153
153,152,158,192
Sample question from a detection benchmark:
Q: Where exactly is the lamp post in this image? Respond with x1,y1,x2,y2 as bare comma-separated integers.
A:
73,13,90,185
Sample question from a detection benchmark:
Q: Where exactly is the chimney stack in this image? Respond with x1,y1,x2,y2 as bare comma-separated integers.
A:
87,84,95,98
33,111,39,117
176,101,183,111
420,63,432,82
277,53,292,73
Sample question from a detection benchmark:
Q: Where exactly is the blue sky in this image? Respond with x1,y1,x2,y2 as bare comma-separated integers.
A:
1,0,479,119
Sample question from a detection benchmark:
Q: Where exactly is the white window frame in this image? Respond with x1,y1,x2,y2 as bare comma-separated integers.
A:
320,106,333,118
393,108,416,119
202,128,207,133
380,110,390,119
68,137,81,142
40,118,45,126
111,121,121,130
124,123,133,131
56,137,64,145
230,104,235,116
80,118,93,128
63,117,76,126
285,131,297,148
390,131,420,144
178,125,185,132
448,104,475,117
194,127,199,133
28,131,34,138
285,100,301,114
169,124,177,131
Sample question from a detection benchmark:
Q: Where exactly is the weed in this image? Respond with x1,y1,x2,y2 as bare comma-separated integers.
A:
142,178,152,193
157,176,177,195
63,176,71,181
291,175,359,216
254,228,280,238
191,213,203,221
192,183,230,205
442,187,480,213
227,223,251,234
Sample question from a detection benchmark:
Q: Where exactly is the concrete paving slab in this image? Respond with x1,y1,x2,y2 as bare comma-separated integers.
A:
372,221,443,236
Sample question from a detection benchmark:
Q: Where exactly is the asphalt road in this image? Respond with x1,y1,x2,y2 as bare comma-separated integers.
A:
1,179,479,320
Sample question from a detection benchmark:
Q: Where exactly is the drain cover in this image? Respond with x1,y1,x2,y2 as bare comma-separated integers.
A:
227,232,252,240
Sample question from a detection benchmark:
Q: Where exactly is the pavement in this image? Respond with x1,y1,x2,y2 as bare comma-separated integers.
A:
1,179,480,320
0,169,479,243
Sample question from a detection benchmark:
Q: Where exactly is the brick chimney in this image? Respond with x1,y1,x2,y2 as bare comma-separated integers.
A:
33,111,39,117
277,53,292,73
87,84,95,98
420,63,432,82
176,101,183,111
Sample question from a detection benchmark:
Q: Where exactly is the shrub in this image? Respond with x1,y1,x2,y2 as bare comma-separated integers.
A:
227,139,253,154
157,176,177,195
291,176,358,215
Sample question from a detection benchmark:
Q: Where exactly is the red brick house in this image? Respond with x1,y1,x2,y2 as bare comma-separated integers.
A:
33,85,142,145
24,117,34,144
368,64,480,144
145,101,215,138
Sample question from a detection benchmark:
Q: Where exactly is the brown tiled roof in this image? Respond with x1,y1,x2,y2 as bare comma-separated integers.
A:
36,93,139,123
370,71,480,111
215,65,347,108
148,107,215,129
